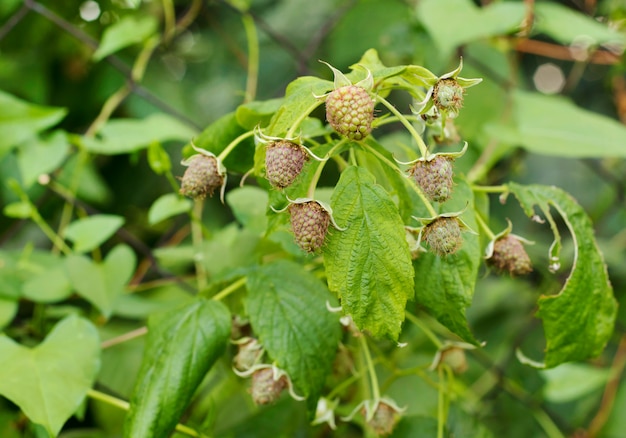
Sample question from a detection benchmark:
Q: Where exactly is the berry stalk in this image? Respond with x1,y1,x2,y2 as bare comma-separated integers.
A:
216,129,256,162
375,95,429,157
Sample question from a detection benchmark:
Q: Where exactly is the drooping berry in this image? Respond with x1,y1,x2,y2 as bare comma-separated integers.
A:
179,154,224,200
364,401,399,436
409,156,454,203
488,234,533,276
288,201,331,252
250,367,287,405
424,217,463,256
265,140,308,189
433,78,464,113
325,85,375,141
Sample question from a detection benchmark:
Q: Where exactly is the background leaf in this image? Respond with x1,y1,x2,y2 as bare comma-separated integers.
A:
487,90,626,158
0,315,100,436
124,298,231,438
93,16,158,61
324,166,414,340
508,183,617,367
416,0,525,59
16,130,69,188
147,193,192,225
64,214,125,253
413,178,481,345
246,260,341,407
0,90,67,156
83,114,196,155
65,244,136,317
226,186,269,234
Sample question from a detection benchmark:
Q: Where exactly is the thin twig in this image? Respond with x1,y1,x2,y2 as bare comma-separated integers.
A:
0,3,30,41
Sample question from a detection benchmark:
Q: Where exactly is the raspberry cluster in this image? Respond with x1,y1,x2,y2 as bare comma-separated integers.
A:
423,217,463,256
409,156,454,203
288,201,331,253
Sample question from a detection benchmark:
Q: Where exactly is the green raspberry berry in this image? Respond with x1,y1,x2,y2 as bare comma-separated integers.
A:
364,402,399,436
250,368,287,405
433,78,464,112
424,217,463,256
325,85,374,140
488,234,533,276
265,140,308,189
288,201,330,253
179,154,224,200
409,156,454,203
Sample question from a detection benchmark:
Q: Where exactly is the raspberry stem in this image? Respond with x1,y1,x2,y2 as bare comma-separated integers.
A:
359,335,381,403
286,100,324,139
306,138,348,198
191,199,208,292
375,95,428,157
211,277,247,301
217,130,256,162
474,212,496,240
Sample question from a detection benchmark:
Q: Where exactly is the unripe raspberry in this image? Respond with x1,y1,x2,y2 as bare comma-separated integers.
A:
265,140,308,189
364,401,399,436
488,234,533,276
433,78,464,112
424,217,463,256
250,367,287,405
440,347,468,374
408,156,454,203
179,154,224,200
325,85,374,140
288,201,330,253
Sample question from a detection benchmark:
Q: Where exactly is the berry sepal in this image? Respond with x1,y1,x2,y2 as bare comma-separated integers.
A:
342,396,406,436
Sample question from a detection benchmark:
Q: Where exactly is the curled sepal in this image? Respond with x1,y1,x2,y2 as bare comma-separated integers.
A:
180,142,227,203
231,337,265,373
319,60,352,89
234,363,305,403
326,301,361,337
428,340,483,373
342,397,406,436
354,65,374,91
311,397,339,430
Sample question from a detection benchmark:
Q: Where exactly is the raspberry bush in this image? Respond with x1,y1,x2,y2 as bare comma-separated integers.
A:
1,1,625,437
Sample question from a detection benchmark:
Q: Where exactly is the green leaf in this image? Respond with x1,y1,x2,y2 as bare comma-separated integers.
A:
540,363,609,403
64,214,125,253
236,98,283,129
0,249,66,300
324,166,414,340
188,112,253,173
147,193,192,225
65,244,137,318
413,178,480,344
124,298,231,438
246,260,341,406
16,130,70,188
417,0,525,59
22,264,72,303
0,315,100,436
3,201,32,218
0,89,67,156
487,90,626,158
534,3,626,46
83,114,196,155
226,186,269,234
266,76,333,137
146,141,172,175
508,183,617,367
93,15,158,61
0,297,17,330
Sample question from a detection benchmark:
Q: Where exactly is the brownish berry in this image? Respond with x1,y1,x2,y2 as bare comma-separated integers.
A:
288,201,331,253
265,140,308,189
179,154,224,200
